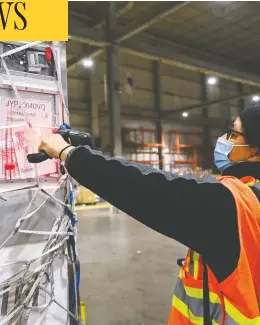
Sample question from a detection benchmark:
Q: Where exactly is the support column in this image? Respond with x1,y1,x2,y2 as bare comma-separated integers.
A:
201,74,212,169
90,73,100,138
226,101,231,130
238,83,245,113
220,79,231,133
105,2,122,157
153,61,163,170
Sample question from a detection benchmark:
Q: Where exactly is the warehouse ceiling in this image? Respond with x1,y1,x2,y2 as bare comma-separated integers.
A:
67,1,260,86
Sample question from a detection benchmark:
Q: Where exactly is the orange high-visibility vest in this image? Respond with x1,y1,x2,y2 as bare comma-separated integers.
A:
168,176,260,325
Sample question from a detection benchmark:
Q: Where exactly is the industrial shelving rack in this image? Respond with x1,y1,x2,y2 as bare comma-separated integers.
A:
122,127,199,173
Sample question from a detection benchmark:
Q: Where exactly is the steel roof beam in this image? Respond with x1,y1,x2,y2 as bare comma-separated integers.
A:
162,90,259,117
69,24,108,47
68,2,188,69
116,2,189,43
109,108,229,128
68,18,260,87
120,38,260,87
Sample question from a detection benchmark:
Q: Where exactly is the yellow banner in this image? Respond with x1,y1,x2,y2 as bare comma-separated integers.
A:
0,0,68,41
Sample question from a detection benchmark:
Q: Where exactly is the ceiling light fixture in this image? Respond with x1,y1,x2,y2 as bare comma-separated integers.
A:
207,77,217,85
83,58,94,68
252,95,260,102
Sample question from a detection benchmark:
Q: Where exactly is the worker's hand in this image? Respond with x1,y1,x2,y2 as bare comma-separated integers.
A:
38,134,74,161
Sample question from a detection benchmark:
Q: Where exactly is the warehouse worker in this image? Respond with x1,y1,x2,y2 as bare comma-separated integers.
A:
39,105,260,325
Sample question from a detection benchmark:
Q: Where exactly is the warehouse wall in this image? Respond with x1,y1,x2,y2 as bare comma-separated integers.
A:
117,53,232,160
117,52,252,128
67,41,91,132
66,47,260,169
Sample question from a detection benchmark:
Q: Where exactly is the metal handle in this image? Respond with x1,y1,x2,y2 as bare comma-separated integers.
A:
27,151,51,163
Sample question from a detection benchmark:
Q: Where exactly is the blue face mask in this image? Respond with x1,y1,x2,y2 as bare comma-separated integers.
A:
214,137,249,173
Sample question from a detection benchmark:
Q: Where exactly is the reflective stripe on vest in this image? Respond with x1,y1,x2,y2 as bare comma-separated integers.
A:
173,276,222,325
169,177,260,325
172,274,260,325
189,251,201,280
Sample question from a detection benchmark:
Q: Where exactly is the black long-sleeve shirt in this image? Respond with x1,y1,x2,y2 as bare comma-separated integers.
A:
65,146,260,283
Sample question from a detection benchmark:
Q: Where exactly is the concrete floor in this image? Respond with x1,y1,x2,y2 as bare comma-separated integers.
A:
76,208,187,325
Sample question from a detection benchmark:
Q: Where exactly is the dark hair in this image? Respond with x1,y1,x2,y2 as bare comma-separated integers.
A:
239,104,260,149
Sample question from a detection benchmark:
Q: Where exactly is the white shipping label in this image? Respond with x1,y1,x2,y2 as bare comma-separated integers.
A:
1,97,52,128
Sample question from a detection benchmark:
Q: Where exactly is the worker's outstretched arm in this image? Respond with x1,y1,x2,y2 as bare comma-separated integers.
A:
65,145,239,282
